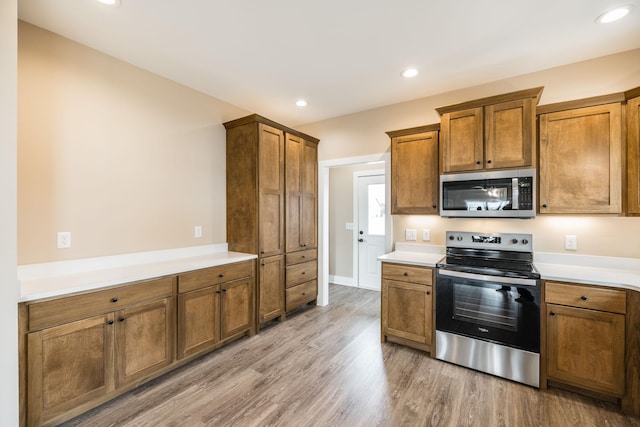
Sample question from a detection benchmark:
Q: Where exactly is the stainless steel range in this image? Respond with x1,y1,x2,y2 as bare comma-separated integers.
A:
435,231,541,387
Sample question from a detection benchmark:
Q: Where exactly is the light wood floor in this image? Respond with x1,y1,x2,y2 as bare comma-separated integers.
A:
62,285,640,427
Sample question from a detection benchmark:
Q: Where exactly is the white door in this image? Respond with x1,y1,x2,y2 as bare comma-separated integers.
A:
356,174,386,290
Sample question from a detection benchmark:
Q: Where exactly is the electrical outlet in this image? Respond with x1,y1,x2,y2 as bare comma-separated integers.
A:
565,235,577,251
405,229,417,241
57,231,71,249
422,229,431,241
194,226,203,238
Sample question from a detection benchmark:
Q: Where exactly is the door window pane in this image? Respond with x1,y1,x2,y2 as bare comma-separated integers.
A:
368,183,385,236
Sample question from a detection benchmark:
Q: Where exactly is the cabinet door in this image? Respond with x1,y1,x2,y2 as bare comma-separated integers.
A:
539,103,622,214
220,277,253,341
381,279,432,344
301,140,318,249
258,124,285,257
484,98,535,169
27,314,115,426
115,298,174,387
546,304,625,396
628,96,640,214
391,131,439,214
177,287,219,359
258,254,285,324
440,107,483,173
286,135,318,252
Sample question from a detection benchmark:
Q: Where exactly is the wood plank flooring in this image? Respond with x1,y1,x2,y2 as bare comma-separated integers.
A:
62,285,640,427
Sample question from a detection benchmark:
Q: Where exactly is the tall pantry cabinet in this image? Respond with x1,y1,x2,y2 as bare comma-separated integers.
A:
224,115,319,327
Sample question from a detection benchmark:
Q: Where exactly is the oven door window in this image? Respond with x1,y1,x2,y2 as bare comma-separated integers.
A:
453,283,518,331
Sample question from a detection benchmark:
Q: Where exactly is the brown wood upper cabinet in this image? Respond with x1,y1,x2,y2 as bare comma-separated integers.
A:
386,125,439,215
436,87,542,173
538,98,623,214
627,88,640,215
285,133,318,252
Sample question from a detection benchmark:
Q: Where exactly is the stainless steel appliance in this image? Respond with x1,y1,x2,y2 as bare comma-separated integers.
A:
435,231,541,387
440,168,535,218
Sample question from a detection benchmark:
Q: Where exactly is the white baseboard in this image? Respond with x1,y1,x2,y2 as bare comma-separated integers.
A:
329,275,355,287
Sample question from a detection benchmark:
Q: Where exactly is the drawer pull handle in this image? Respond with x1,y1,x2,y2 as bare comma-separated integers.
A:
107,320,114,325
216,290,222,294
119,317,125,322
301,256,306,259
222,288,227,292
580,295,588,301
302,272,306,275
218,274,224,278
403,272,408,276
426,291,431,295
549,311,556,316
111,297,118,303
302,292,306,296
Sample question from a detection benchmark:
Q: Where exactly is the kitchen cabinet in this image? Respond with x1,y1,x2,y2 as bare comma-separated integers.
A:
538,99,623,214
285,249,318,312
177,260,255,359
386,125,439,215
436,87,542,173
25,276,175,427
544,281,626,396
627,88,640,214
225,115,319,324
381,263,433,352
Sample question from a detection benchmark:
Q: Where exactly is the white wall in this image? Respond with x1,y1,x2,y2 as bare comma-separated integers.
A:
1,0,20,424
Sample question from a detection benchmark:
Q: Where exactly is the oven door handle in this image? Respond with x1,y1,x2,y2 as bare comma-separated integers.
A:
437,268,539,287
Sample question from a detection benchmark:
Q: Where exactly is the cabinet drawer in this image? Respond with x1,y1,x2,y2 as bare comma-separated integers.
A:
178,261,253,293
286,248,318,265
545,281,626,314
382,263,432,286
28,276,174,331
285,260,317,289
286,280,317,311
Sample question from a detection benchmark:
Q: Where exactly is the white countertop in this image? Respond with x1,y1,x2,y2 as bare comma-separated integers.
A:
378,244,640,293
19,245,257,302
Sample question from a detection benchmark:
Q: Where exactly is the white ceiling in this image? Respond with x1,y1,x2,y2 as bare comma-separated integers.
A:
18,0,640,127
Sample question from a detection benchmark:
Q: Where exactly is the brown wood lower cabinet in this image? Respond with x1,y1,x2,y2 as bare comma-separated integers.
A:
285,248,318,312
177,263,255,359
544,281,626,397
21,260,257,426
24,277,175,427
381,263,433,352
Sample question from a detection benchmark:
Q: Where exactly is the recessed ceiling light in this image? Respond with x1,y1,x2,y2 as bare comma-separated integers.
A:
296,99,308,107
596,5,633,23
402,68,419,78
97,0,121,6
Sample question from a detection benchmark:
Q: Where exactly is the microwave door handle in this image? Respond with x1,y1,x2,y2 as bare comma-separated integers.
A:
512,178,519,210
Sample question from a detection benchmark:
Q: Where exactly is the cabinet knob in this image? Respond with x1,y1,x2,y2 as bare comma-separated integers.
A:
432,205,437,209
487,160,492,164
218,274,224,278
403,272,408,276
302,272,306,275
302,292,306,296
301,256,306,259
580,295,588,301
111,297,118,303
118,317,125,322
476,161,481,165
426,291,431,295
107,320,114,325
549,311,556,316
216,290,222,294
542,204,548,208
222,288,227,292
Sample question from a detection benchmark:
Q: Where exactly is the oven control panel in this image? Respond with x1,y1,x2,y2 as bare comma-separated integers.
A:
446,231,533,252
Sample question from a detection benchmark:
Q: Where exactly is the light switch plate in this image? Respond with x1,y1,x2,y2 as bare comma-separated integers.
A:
405,229,417,241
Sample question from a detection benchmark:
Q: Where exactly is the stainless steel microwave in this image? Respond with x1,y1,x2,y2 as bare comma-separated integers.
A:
440,168,536,218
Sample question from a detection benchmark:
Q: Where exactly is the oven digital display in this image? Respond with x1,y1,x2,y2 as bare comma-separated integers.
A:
471,235,501,244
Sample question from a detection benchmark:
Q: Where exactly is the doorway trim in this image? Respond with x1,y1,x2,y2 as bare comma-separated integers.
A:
317,152,391,306
353,169,385,290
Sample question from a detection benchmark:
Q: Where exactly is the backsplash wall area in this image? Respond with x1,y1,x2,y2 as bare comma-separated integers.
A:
392,216,640,259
